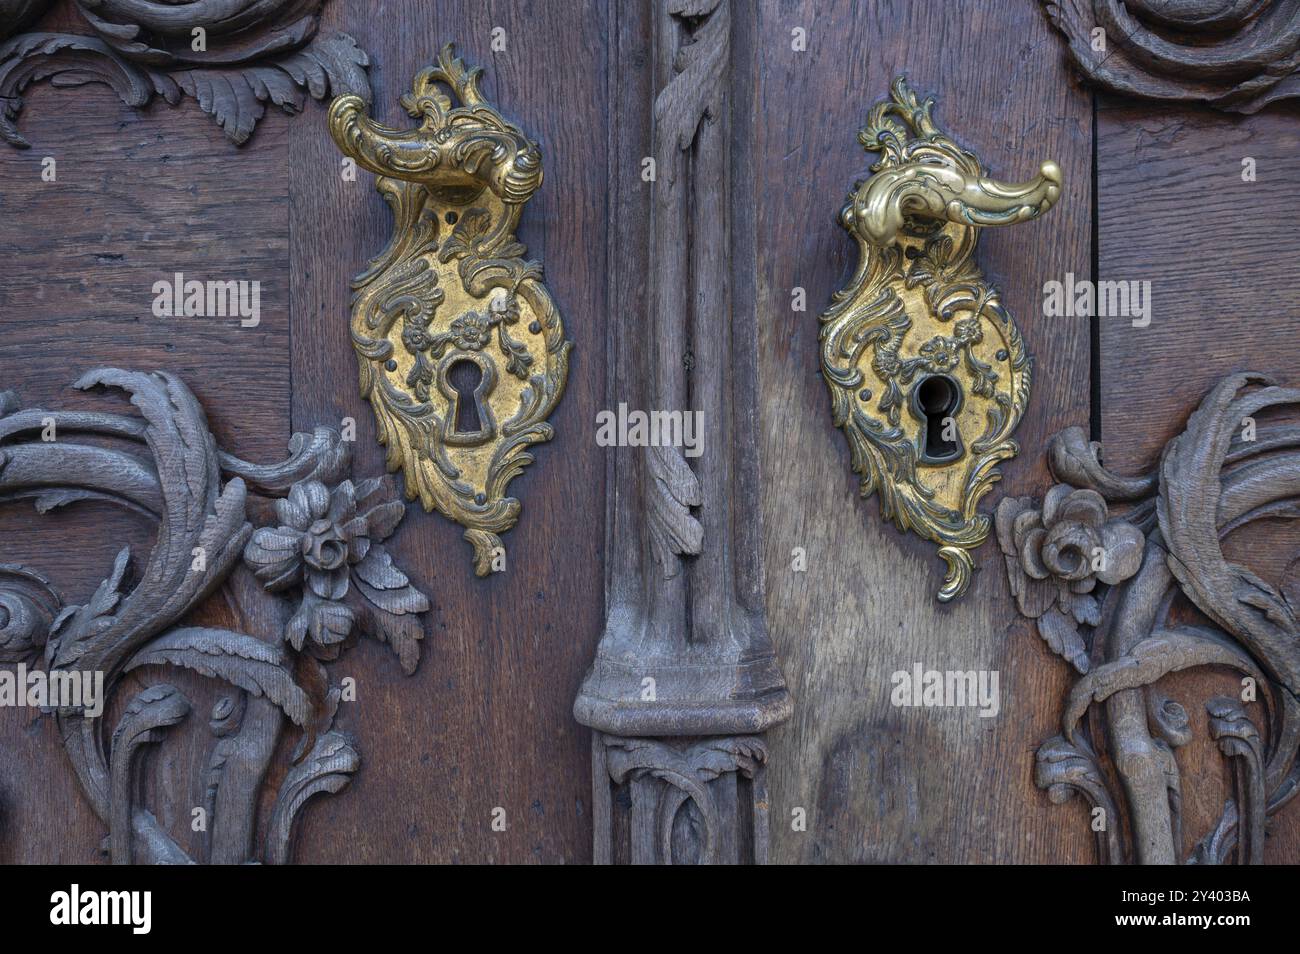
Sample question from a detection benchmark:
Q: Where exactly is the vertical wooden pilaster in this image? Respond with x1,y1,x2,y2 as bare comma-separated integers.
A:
575,0,791,864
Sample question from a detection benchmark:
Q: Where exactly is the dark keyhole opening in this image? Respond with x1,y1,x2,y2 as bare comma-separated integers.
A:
448,359,483,434
916,374,961,463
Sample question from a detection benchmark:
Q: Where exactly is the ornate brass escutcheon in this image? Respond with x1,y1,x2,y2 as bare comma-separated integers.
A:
329,44,571,576
819,78,1061,601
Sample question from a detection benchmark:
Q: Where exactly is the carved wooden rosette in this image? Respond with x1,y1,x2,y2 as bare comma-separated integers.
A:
1000,373,1300,864
820,78,1061,601
1042,0,1300,112
0,0,371,147
329,45,570,576
573,0,790,865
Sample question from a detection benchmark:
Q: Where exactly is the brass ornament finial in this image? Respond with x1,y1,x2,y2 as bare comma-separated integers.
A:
819,77,1061,601
329,44,571,576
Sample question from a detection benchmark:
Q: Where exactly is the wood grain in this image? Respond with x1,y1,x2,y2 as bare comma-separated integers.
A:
3,0,1296,866
0,25,291,860
286,0,608,863
756,0,1094,863
1097,95,1300,863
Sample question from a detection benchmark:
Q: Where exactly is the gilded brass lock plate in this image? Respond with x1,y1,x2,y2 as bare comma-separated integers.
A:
819,78,1061,601
329,44,571,575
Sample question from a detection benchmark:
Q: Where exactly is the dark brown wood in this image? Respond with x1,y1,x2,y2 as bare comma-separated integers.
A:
1043,0,1300,113
1,0,369,148
2,0,1298,867
1097,95,1300,863
999,375,1300,864
0,368,428,865
0,50,292,862
287,0,609,863
575,0,789,736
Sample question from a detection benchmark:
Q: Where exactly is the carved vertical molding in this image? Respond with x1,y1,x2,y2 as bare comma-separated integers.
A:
574,0,791,864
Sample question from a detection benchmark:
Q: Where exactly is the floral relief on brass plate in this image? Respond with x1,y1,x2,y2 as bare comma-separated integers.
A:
819,77,1062,601
329,44,571,576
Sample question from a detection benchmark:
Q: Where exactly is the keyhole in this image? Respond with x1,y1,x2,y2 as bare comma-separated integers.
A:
914,374,963,463
448,359,483,435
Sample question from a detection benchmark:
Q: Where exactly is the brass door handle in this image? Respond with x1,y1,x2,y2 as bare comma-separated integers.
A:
819,78,1061,601
329,44,571,576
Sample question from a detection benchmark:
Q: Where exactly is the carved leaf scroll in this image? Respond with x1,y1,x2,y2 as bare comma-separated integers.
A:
0,368,430,864
1042,0,1300,113
0,0,370,147
125,627,314,728
1000,372,1300,864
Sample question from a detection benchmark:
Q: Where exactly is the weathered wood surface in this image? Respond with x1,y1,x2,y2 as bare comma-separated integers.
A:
1097,96,1300,863
757,0,1094,862
0,10,291,860
2,0,1297,865
287,1,608,862
1042,0,1300,114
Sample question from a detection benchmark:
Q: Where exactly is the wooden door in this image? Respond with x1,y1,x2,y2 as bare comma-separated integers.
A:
1,0,1296,866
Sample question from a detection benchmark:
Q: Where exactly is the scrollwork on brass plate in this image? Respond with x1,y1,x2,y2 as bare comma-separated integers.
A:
329,44,571,576
819,77,1062,601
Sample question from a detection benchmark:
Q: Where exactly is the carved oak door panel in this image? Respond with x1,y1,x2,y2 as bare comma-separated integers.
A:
756,0,1300,865
0,0,607,865
2,0,1298,867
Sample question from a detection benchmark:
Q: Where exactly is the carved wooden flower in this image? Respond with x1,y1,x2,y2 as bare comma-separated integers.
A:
243,476,429,670
996,485,1144,673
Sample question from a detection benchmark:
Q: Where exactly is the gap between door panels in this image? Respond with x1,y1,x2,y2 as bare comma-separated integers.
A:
1089,92,1101,443
1086,93,1097,444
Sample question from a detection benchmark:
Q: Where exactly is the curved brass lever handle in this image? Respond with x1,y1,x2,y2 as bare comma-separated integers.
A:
819,77,1061,601
330,56,543,208
853,156,1062,247
329,44,571,576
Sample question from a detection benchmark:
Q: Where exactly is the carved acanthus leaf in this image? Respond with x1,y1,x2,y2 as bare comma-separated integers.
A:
1048,425,1156,501
1158,373,1300,696
265,731,360,865
1003,371,1300,865
646,444,704,578
0,0,370,147
654,0,728,181
109,684,192,865
0,368,429,864
1060,626,1265,744
124,627,313,727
